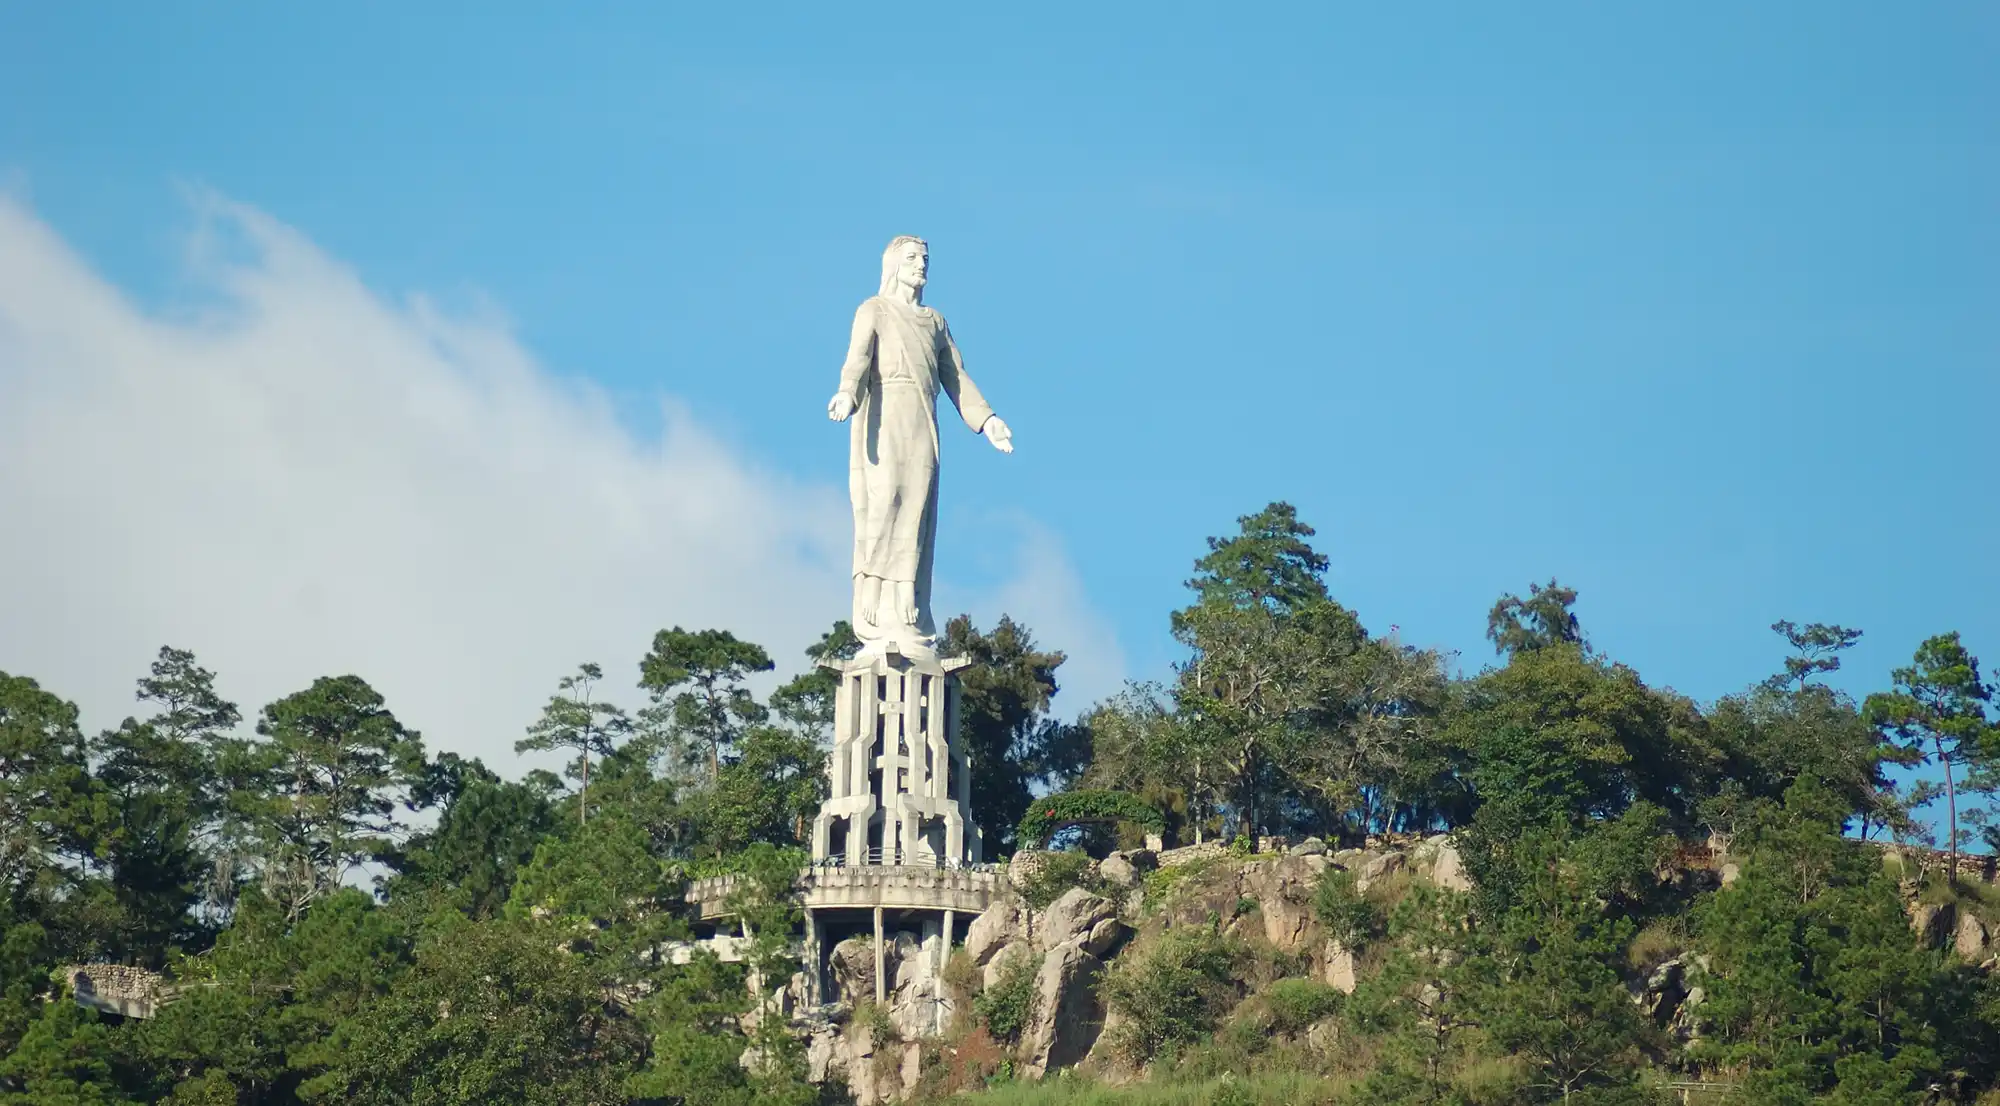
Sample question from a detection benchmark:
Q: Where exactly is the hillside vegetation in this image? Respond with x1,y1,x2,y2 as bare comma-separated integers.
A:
3,502,1998,1105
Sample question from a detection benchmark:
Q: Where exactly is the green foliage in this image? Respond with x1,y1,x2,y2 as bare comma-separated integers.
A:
0,989,134,1104
975,952,1042,1045
1694,779,1946,1103
1263,978,1343,1034
767,620,861,741
1863,631,1997,874
1017,851,1110,910
687,723,827,857
513,662,631,826
1766,620,1865,693
383,773,558,919
1486,578,1583,657
1101,925,1244,1066
637,625,774,785
309,916,641,1105
1016,790,1165,850
1446,640,1714,846
1311,868,1381,952
941,615,1080,855
8,504,2000,1106
243,675,426,921
1343,882,1484,1104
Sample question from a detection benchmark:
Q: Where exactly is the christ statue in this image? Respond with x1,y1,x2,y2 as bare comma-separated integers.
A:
827,236,1013,646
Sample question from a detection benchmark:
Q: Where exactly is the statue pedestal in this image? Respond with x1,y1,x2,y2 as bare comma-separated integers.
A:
810,641,981,867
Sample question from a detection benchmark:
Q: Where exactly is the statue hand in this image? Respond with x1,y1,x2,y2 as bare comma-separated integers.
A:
827,393,856,422
982,415,1013,454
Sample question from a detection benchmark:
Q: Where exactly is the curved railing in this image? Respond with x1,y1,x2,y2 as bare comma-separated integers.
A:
810,849,1002,873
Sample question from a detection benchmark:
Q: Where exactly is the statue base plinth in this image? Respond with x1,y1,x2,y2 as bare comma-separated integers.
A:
810,645,979,869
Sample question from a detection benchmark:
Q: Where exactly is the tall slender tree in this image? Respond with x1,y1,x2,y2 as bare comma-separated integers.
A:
245,676,425,920
516,663,632,826
1864,632,1996,882
637,628,773,785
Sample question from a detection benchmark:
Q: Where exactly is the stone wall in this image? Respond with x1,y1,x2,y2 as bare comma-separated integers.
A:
64,964,166,1020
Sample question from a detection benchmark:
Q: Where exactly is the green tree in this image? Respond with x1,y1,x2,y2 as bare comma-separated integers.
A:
137,887,414,1104
689,724,826,856
382,770,558,919
1080,683,1214,844
1177,501,1330,623
89,648,247,963
308,916,642,1106
767,621,861,742
723,843,817,1106
0,988,134,1104
1345,883,1486,1105
1446,635,1714,858
0,673,96,903
1476,818,1661,1105
940,614,1069,855
1863,632,1996,881
1487,579,1583,657
516,663,632,826
638,628,774,786
243,676,426,920
1696,780,1943,1104
1765,620,1865,693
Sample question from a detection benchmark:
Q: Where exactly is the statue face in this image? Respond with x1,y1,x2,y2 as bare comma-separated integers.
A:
895,241,928,291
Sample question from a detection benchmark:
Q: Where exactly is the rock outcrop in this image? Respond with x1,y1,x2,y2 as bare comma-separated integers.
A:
1021,941,1108,1078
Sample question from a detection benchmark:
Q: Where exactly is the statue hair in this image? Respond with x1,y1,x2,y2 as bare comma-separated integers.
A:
878,235,928,300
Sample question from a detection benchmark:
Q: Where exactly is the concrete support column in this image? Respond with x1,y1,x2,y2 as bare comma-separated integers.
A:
805,908,821,1005
941,908,955,975
873,906,886,1005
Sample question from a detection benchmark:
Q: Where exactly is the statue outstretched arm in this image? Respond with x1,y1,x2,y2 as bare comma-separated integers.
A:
936,325,997,432
827,302,877,421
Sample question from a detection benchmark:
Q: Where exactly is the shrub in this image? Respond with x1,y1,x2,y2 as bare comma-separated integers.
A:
1019,851,1110,910
974,951,1041,1046
1312,868,1381,952
1264,978,1344,1034
1016,790,1166,850
1101,925,1245,1066
941,948,982,1007
853,1000,897,1041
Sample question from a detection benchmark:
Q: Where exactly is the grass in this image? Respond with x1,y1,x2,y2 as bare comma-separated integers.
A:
1627,917,1691,976
911,1071,1348,1105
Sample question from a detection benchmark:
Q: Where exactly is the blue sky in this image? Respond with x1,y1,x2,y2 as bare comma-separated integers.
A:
2,4,1994,738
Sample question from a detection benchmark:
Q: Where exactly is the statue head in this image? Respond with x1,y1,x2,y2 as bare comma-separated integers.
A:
879,235,929,301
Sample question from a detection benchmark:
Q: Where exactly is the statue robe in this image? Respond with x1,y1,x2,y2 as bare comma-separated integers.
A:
835,295,994,634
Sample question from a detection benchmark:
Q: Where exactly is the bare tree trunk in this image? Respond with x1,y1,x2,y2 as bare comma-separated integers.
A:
1938,736,1959,883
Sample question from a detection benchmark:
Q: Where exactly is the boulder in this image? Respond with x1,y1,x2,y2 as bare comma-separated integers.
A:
1641,956,1688,1026
965,900,1021,967
1912,902,1955,948
1957,911,1990,961
1041,887,1118,949
1081,917,1128,959
1306,1017,1340,1053
1243,858,1322,953
1021,942,1108,1078
1430,843,1472,892
1290,837,1328,857
1356,851,1405,893
1100,848,1157,888
984,942,1035,989
829,936,877,1006
1099,853,1140,889
1324,940,1358,994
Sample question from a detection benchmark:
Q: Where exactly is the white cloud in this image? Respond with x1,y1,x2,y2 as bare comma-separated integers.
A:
0,191,1123,772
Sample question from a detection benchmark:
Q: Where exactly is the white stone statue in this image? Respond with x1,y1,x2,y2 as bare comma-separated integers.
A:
827,236,1012,646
